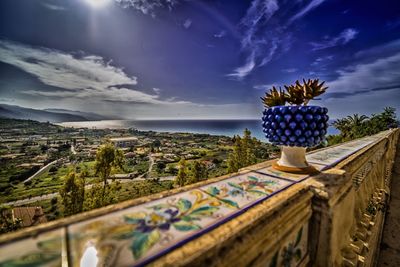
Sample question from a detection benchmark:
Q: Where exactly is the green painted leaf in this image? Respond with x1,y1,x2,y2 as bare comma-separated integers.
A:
131,230,160,260
124,212,146,224
227,182,243,190
173,221,202,231
189,206,219,217
248,176,259,181
0,253,60,267
221,198,239,209
148,203,169,210
206,186,220,196
248,189,267,195
177,198,192,213
295,248,302,261
294,227,303,247
269,251,279,267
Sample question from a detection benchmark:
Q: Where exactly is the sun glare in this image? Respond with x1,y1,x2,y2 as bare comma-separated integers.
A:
85,0,111,8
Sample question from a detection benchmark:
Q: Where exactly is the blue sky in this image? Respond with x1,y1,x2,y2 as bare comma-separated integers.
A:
0,0,399,119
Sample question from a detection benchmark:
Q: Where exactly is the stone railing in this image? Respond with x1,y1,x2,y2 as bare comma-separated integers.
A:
0,129,398,267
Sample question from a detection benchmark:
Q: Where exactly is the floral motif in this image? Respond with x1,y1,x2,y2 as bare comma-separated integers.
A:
109,190,222,260
227,175,279,196
0,237,62,267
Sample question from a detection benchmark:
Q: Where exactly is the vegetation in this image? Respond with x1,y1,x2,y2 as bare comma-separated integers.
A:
261,79,328,107
59,172,85,216
94,143,124,205
329,107,399,145
227,128,258,173
0,205,22,234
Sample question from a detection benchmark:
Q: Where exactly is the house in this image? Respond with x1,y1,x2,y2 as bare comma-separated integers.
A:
109,136,138,148
12,207,47,228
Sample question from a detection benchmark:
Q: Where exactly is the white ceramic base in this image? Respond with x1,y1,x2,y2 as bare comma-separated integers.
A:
277,146,309,168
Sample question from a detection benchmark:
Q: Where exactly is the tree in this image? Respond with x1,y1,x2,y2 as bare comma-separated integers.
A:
0,205,22,234
94,143,124,203
84,180,121,210
59,172,85,216
330,107,399,145
186,161,207,185
227,129,258,173
174,159,188,187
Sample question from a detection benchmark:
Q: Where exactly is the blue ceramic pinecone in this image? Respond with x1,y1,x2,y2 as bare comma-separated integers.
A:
262,106,329,147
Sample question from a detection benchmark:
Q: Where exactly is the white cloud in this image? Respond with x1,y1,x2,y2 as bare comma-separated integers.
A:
115,0,178,17
282,68,297,73
288,0,327,24
183,19,192,29
227,52,256,79
0,40,195,105
310,28,359,50
214,30,226,38
42,3,66,11
327,52,400,93
0,40,137,91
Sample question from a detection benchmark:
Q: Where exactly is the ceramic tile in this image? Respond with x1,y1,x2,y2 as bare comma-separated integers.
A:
68,189,238,267
199,171,294,208
254,167,308,182
0,228,65,267
267,222,309,267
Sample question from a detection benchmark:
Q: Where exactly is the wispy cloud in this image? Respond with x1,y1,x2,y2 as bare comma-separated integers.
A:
115,0,178,17
42,3,66,11
183,19,192,29
288,0,327,24
311,55,334,66
325,52,400,97
0,40,189,105
214,30,226,38
310,28,359,50
228,0,328,80
227,0,280,79
282,68,297,73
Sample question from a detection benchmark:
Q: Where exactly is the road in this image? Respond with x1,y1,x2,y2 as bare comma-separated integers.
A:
22,159,59,184
147,154,155,178
2,176,175,207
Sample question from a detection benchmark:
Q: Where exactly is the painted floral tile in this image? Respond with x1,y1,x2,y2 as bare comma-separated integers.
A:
254,167,309,182
68,189,237,267
0,228,65,267
307,145,362,166
267,222,309,267
199,171,294,208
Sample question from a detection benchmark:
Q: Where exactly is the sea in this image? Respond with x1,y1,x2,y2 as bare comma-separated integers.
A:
58,119,339,141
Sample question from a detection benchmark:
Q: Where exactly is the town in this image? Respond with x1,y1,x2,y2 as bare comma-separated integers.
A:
0,118,276,230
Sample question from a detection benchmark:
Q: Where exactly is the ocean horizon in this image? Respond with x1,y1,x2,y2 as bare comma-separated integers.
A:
58,119,339,141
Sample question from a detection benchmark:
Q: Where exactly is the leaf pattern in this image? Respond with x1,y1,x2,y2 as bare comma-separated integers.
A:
131,230,161,259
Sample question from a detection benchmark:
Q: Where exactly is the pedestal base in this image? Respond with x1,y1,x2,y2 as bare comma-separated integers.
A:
272,161,319,175
272,146,319,175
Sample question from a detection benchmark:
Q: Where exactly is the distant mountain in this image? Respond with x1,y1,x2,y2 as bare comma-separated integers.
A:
44,108,113,121
0,104,109,123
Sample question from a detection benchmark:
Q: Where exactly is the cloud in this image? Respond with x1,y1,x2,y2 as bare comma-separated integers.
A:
310,28,359,50
115,0,178,17
0,40,191,105
253,83,278,90
42,3,66,11
288,0,327,24
183,19,192,29
228,0,328,79
227,52,256,79
325,52,400,97
282,68,297,73
311,55,334,66
213,30,226,38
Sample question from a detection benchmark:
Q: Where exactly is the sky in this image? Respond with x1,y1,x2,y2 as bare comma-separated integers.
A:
0,0,399,120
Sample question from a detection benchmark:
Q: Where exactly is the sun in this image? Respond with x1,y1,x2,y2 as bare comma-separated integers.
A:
84,0,111,8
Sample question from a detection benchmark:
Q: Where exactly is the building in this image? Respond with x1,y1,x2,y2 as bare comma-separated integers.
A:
12,207,47,228
109,136,138,148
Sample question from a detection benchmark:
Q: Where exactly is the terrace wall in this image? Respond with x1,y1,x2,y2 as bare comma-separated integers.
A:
0,129,398,267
